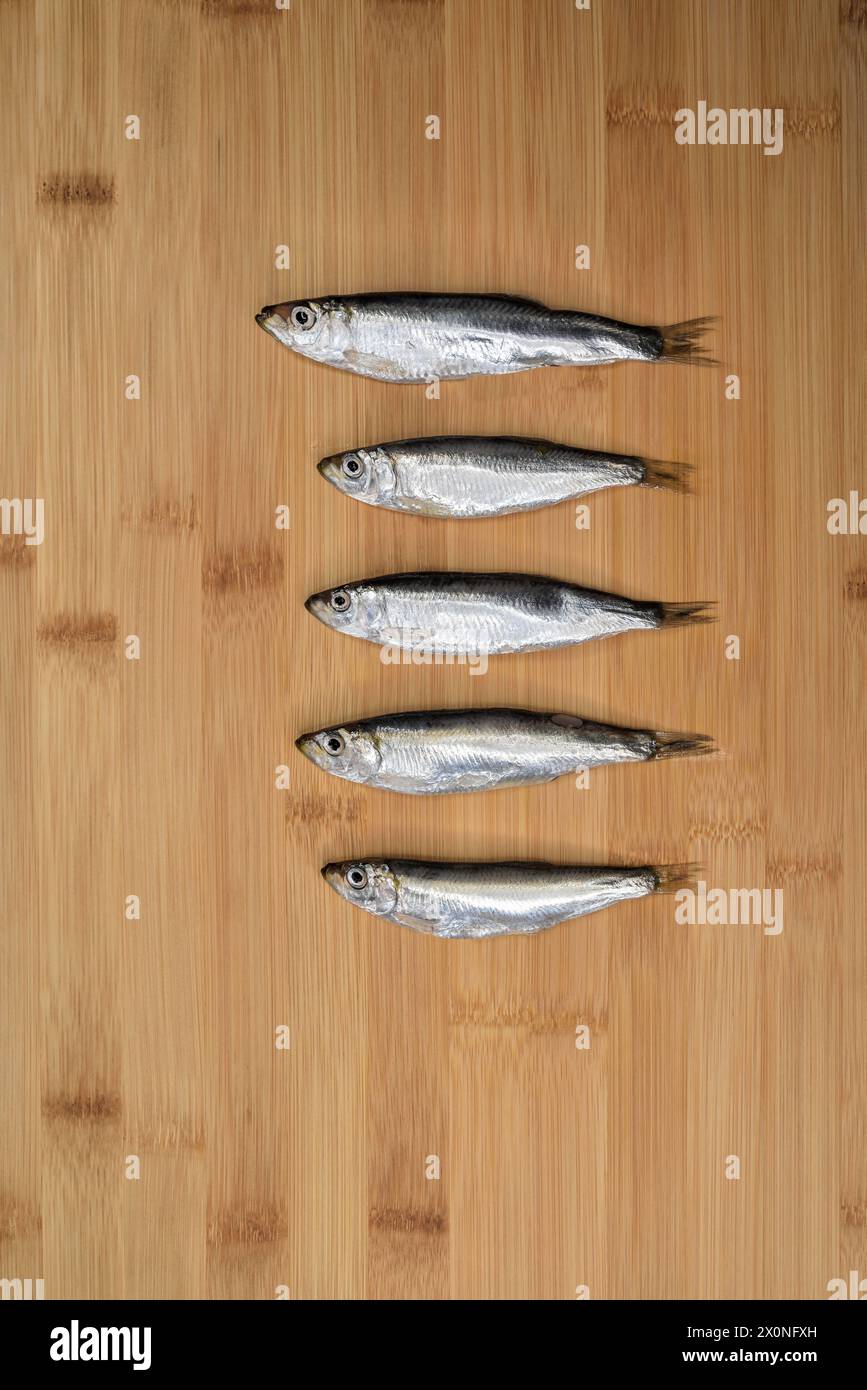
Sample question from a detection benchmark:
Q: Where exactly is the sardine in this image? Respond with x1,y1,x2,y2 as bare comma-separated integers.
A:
255,292,715,383
321,859,697,938
317,435,691,518
297,708,716,794
304,571,714,656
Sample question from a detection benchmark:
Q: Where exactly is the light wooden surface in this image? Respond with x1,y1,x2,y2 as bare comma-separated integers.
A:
1,0,864,1301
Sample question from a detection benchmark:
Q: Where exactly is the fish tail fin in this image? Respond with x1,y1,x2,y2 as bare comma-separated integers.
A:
657,600,717,629
640,457,694,495
651,731,719,760
651,863,702,894
659,316,718,366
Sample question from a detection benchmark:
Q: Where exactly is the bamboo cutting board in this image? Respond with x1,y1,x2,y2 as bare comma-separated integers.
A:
1,0,864,1301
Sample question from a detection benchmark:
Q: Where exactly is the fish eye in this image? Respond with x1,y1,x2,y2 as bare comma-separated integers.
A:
342,454,363,479
346,866,367,890
323,733,345,756
290,304,317,331
330,589,351,613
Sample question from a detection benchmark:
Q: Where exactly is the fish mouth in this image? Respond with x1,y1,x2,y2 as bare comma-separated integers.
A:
317,456,342,488
304,592,336,627
321,863,342,892
295,732,322,765
256,304,287,333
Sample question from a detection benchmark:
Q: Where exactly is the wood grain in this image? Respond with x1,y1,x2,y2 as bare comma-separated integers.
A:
1,0,864,1301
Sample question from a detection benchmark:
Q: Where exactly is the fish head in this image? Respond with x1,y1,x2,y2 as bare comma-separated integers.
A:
321,860,399,918
255,296,349,364
304,579,384,639
295,723,382,784
317,446,397,506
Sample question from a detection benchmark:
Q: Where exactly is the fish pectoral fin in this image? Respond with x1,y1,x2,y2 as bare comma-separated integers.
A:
343,348,404,378
434,917,511,940
391,911,441,936
406,498,454,519
452,770,513,791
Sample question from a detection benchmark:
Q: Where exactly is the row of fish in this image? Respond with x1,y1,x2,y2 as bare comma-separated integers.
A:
258,290,715,938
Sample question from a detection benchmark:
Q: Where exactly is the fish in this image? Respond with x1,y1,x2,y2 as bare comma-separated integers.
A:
304,571,715,656
321,859,698,938
317,435,692,518
296,707,717,794
255,292,716,383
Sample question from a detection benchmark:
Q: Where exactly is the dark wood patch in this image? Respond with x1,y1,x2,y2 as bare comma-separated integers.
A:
284,793,363,828
37,612,118,648
449,1000,598,1036
202,544,283,594
208,1206,288,1245
43,1090,122,1123
38,174,115,207
606,91,684,129
841,0,867,29
841,1197,867,1227
0,536,37,569
123,496,198,533
369,1205,447,1236
0,1198,43,1243
845,567,867,600
690,816,765,844
765,851,842,885
200,0,285,17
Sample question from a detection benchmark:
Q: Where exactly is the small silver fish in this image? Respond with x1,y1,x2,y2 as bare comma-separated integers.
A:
255,292,715,383
321,859,697,938
317,436,691,518
297,708,716,794
304,571,714,656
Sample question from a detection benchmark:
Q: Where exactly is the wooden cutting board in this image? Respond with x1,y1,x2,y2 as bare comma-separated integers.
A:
1,0,863,1300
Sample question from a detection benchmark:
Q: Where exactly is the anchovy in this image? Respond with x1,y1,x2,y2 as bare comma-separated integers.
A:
317,435,691,518
297,708,717,794
321,859,697,938
255,292,715,383
304,571,714,656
